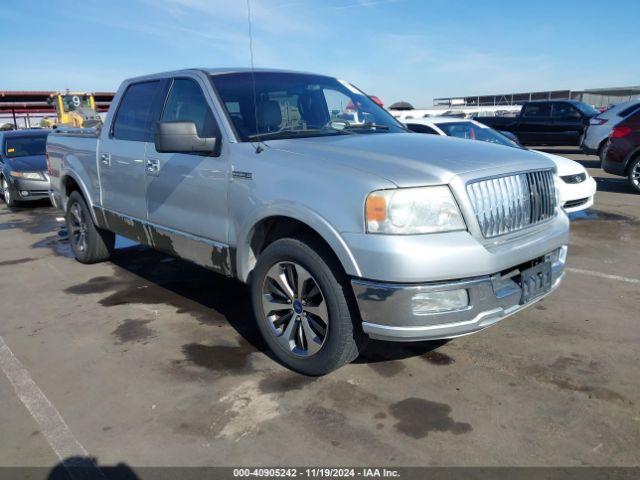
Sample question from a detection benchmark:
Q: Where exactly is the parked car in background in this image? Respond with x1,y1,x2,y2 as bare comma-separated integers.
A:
474,100,600,147
0,129,51,207
602,109,640,193
47,68,569,375
369,95,384,108
582,100,640,161
405,117,597,212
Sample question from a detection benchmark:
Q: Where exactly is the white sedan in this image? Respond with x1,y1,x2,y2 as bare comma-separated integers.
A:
405,117,597,213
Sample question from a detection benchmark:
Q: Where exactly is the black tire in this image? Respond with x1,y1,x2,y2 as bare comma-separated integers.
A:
597,141,608,164
628,156,640,194
250,236,365,375
1,175,19,208
65,191,115,263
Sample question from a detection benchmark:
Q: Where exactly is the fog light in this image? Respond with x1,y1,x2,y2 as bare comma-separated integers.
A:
411,289,469,315
20,190,29,196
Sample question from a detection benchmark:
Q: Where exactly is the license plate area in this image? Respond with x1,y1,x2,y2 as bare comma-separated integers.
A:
519,261,552,304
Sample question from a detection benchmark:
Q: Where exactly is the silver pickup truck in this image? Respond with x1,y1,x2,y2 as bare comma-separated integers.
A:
47,68,569,375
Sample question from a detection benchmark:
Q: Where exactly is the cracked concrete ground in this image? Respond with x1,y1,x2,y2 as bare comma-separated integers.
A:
0,148,638,469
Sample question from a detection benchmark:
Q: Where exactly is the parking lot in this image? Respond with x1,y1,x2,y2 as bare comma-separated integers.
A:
0,148,638,469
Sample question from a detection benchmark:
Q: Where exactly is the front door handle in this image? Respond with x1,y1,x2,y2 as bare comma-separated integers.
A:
100,152,111,167
145,157,160,177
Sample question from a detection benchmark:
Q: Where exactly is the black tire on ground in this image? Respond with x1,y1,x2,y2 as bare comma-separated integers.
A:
628,156,640,194
1,175,19,208
65,191,115,263
597,141,608,164
250,236,366,375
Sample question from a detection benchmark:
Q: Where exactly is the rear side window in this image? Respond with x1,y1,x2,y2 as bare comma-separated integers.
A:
112,81,162,142
523,103,550,117
406,124,439,134
551,102,580,119
161,78,219,138
619,103,640,118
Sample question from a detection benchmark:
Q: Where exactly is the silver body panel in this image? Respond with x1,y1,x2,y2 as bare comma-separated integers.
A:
47,68,569,342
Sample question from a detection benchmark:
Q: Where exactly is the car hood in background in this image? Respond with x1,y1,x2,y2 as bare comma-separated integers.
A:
5,154,47,172
534,151,587,176
267,133,555,187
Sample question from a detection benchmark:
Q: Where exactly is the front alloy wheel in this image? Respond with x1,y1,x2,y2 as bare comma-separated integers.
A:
261,261,329,357
2,177,12,206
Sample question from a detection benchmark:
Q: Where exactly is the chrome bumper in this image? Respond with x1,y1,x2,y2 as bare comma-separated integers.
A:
352,247,566,342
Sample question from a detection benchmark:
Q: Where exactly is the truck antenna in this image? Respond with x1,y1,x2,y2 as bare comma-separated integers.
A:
246,0,263,153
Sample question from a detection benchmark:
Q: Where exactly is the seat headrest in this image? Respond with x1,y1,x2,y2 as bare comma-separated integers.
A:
257,100,282,131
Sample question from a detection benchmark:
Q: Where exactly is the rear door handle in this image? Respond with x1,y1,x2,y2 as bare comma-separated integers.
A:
100,152,111,167
145,157,160,177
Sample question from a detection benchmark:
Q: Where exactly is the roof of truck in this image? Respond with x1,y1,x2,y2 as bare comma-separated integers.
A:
124,68,328,84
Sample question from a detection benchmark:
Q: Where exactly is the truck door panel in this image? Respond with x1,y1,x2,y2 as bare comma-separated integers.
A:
145,77,228,245
518,103,552,144
99,80,164,221
551,102,583,146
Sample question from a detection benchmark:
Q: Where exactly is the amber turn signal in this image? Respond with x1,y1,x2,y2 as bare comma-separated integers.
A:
366,194,387,222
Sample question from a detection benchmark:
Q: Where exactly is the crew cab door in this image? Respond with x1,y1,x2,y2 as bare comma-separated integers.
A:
144,76,228,249
550,102,584,146
517,103,552,144
99,80,165,222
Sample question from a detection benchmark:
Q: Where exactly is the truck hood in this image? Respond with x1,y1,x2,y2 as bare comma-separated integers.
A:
267,133,556,187
6,154,47,172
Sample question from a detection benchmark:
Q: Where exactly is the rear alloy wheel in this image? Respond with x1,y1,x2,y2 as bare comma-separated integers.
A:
69,202,89,253
251,236,365,375
65,191,115,263
629,157,640,193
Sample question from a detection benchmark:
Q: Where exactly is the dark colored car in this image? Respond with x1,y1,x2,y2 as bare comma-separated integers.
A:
602,109,640,193
0,129,52,207
474,100,600,146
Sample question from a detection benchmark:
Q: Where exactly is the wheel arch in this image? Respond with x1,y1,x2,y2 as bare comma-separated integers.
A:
236,207,361,283
624,146,640,175
60,172,99,224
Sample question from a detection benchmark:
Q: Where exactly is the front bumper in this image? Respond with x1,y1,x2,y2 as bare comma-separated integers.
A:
560,176,597,213
352,246,566,342
9,176,51,202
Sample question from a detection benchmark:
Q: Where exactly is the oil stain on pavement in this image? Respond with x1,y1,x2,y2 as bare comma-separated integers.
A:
112,319,156,345
389,398,472,439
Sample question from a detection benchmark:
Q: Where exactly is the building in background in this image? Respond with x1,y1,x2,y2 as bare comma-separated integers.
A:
433,86,640,110
0,91,114,129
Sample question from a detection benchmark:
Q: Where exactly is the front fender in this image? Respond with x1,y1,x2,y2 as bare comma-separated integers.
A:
235,202,362,283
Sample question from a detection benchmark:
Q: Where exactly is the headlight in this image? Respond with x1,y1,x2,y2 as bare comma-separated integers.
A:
365,186,466,234
10,171,44,180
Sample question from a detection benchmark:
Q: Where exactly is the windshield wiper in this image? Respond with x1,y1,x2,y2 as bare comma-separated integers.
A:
247,128,352,141
343,122,390,131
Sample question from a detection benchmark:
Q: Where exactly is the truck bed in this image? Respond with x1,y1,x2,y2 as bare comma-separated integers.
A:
47,128,101,210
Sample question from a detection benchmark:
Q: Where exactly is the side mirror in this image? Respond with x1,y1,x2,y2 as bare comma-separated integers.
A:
154,121,218,154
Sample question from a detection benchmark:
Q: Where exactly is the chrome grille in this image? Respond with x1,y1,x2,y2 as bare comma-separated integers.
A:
467,169,557,238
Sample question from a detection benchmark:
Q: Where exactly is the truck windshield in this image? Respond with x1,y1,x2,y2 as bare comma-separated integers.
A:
572,101,600,117
210,72,405,141
435,122,519,148
4,136,47,158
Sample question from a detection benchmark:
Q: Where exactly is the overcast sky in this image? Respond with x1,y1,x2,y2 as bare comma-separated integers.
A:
2,0,639,107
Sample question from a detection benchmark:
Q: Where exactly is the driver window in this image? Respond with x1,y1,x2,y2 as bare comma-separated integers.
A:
162,78,219,138
551,103,579,119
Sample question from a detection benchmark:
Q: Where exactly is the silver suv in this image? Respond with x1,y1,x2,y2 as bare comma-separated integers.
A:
47,68,569,374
